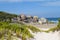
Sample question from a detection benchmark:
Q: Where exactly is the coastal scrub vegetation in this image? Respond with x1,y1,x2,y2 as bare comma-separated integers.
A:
0,11,17,22
45,18,60,32
0,22,40,40
0,11,41,40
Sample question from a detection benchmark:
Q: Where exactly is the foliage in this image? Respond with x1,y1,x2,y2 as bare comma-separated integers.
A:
0,11,17,21
0,22,40,40
45,18,60,32
28,25,41,33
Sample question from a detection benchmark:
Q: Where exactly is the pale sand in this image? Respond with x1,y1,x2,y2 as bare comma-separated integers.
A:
18,23,59,40
10,23,59,40
25,23,57,29
30,31,60,40
26,23,60,40
28,23,60,40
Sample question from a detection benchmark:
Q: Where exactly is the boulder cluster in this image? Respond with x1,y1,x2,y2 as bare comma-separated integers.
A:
12,14,47,24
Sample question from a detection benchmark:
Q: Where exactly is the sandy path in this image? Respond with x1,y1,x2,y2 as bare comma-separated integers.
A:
24,23,60,40
27,23,60,40
30,31,60,40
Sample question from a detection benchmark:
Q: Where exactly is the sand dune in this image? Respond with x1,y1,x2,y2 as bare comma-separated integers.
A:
29,23,60,40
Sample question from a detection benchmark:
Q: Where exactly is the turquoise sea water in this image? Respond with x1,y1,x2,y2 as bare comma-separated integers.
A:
46,18,59,23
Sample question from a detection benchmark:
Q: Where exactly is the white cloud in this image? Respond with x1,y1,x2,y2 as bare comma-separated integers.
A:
0,0,53,2
23,0,46,1
41,1,60,6
0,0,22,2
23,0,58,2
11,0,21,1
0,0,60,6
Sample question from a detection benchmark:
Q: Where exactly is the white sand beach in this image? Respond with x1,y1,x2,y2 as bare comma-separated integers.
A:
26,23,60,40
30,31,60,40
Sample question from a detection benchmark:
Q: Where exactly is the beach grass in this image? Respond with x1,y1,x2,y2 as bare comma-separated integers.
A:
0,22,41,40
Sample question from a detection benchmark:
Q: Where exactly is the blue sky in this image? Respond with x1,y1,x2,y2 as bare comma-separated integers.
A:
0,0,60,18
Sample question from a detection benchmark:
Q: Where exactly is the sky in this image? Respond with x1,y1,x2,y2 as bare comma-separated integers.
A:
0,0,60,18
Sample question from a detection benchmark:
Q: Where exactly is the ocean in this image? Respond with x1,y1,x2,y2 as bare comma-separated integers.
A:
46,18,59,23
